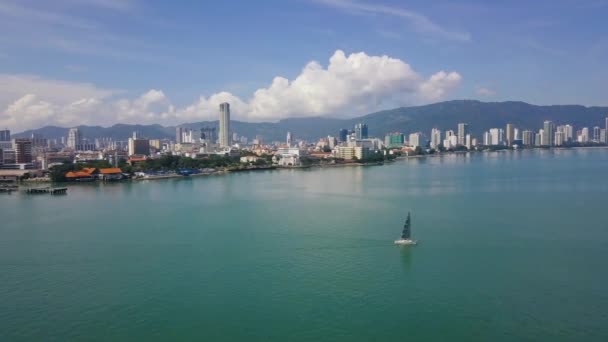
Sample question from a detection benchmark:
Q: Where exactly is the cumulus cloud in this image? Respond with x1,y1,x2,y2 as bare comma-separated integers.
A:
476,86,497,97
1,50,462,131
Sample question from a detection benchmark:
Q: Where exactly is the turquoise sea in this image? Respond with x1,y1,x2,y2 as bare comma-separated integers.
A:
1,148,608,341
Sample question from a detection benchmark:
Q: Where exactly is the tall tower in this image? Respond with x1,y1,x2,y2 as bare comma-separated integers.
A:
286,131,292,146
0,129,10,142
542,121,554,146
457,123,468,146
219,103,231,148
67,127,82,149
355,123,368,140
506,123,514,145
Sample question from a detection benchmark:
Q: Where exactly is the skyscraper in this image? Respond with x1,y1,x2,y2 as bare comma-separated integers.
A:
430,128,442,149
522,130,535,146
506,123,514,145
176,127,183,144
593,126,600,142
13,138,32,163
219,102,231,147
200,127,216,144
286,131,292,146
67,128,82,149
457,123,468,146
542,121,555,146
338,129,348,142
354,123,368,140
0,129,10,142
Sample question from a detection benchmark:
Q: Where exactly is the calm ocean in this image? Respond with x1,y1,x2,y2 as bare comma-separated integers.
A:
2,148,608,341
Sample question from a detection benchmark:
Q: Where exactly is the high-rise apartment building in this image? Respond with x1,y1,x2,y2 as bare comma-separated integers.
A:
430,128,442,149
219,103,231,147
593,126,600,142
457,123,468,146
67,127,82,149
338,129,348,143
355,123,368,140
506,123,515,145
408,133,423,148
542,121,555,146
522,130,535,146
286,131,293,146
0,129,10,142
13,138,33,163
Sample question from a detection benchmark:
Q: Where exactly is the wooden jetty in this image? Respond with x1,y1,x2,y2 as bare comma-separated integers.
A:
25,187,68,195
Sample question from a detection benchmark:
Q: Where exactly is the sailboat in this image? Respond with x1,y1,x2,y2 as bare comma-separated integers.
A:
394,212,417,245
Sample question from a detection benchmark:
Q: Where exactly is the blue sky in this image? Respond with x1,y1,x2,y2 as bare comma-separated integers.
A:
1,0,607,130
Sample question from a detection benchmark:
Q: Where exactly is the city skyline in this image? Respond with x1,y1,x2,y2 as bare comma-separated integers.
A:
1,1,608,131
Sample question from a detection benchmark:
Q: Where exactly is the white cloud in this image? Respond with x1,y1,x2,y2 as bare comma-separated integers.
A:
313,0,471,42
476,86,497,97
419,71,463,101
1,50,462,131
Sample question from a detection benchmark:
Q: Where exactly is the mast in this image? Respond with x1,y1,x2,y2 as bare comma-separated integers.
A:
401,212,411,239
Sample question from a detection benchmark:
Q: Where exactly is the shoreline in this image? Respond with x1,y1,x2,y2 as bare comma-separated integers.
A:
12,145,608,189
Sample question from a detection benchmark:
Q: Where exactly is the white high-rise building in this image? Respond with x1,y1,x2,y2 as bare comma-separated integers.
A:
506,123,515,145
457,123,468,146
219,103,231,147
408,133,423,148
430,128,442,149
489,128,504,145
542,121,555,146
287,131,293,146
564,125,574,142
67,127,82,149
465,134,472,149
579,127,589,143
554,131,565,146
593,126,600,142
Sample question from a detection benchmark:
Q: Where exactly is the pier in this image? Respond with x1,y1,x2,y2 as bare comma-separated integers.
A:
25,187,68,195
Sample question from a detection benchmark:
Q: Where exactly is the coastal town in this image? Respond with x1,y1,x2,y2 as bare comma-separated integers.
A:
1,102,607,192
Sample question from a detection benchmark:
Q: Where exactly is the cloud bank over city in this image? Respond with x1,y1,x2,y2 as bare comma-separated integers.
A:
1,50,462,132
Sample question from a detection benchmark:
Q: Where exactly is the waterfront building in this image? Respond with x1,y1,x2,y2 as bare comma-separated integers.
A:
465,134,472,149
385,133,404,148
579,127,589,143
67,127,82,149
535,131,543,146
506,123,515,145
408,133,423,148
355,123,368,140
430,128,442,149
593,126,601,142
219,102,231,148
444,135,458,149
483,131,491,146
13,138,33,164
542,121,555,146
554,131,565,146
457,123,468,146
564,125,574,142
600,129,606,144
489,128,504,145
522,130,535,146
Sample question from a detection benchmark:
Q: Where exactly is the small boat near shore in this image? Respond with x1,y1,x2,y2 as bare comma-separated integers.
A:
394,212,417,246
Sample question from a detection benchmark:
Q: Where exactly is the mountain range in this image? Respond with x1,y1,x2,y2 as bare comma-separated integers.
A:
14,100,608,142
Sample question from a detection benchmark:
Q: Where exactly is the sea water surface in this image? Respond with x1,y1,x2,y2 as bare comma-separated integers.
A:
1,149,608,341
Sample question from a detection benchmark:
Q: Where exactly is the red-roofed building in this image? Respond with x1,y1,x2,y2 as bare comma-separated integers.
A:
65,167,97,181
99,168,124,181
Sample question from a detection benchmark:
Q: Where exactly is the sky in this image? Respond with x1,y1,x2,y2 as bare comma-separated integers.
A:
1,0,607,131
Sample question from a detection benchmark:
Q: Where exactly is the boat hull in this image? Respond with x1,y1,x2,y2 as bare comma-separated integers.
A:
394,239,417,246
